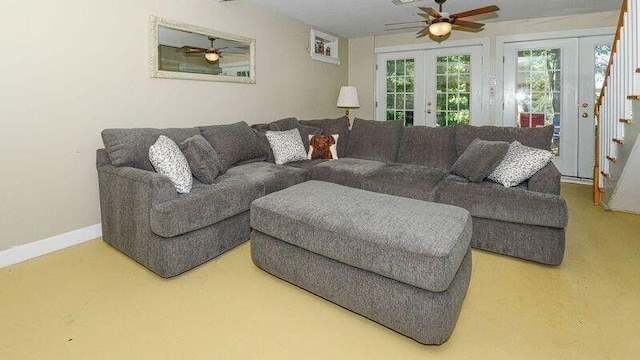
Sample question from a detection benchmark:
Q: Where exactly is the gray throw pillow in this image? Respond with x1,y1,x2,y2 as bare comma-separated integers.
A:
149,135,193,193
489,141,553,187
449,138,509,182
199,121,267,169
265,129,308,165
180,135,226,184
345,118,404,163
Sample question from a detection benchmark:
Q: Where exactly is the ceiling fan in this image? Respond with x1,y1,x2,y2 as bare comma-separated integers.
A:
418,0,499,37
387,0,499,39
180,37,227,62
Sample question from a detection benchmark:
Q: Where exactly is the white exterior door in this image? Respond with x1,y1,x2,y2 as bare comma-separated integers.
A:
503,39,579,176
376,46,483,127
503,36,612,178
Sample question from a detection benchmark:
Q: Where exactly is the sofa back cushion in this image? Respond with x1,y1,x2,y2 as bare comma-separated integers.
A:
396,125,457,170
101,127,201,171
345,118,404,163
199,121,267,169
299,116,351,157
267,117,300,131
455,125,553,157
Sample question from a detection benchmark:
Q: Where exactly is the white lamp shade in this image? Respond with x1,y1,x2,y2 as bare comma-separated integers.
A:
205,52,220,62
337,86,360,108
429,21,452,37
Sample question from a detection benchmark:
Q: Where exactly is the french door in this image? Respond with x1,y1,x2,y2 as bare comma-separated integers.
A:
503,36,612,178
376,46,483,127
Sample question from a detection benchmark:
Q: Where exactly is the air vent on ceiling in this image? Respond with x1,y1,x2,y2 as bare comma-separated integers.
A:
391,0,422,5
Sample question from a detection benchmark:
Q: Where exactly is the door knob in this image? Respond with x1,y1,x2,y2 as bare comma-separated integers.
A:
427,109,432,114
427,101,432,106
581,112,589,118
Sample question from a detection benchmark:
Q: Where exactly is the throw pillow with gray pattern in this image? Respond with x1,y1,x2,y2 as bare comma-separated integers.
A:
265,129,308,165
149,135,193,193
489,141,553,187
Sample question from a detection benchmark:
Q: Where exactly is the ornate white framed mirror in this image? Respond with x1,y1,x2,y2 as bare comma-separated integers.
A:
149,16,256,83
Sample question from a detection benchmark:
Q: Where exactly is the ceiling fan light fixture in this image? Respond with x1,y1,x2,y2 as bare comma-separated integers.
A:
429,21,452,37
205,52,220,62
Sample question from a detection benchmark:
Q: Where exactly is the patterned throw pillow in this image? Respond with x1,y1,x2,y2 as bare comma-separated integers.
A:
149,135,193,193
489,141,553,187
308,134,339,160
265,129,308,165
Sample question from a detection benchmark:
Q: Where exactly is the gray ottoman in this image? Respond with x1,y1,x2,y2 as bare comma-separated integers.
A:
250,180,472,345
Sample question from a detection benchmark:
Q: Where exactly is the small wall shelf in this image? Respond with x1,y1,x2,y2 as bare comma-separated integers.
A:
310,29,340,65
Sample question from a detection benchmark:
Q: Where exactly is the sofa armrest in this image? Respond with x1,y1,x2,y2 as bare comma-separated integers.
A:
97,164,177,205
527,162,561,195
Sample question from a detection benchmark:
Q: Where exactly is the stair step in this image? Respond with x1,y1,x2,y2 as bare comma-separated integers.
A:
628,95,640,100
619,118,634,124
613,138,625,144
601,171,611,179
607,155,618,163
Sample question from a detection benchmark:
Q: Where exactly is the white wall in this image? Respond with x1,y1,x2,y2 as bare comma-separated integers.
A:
0,0,348,251
348,11,618,124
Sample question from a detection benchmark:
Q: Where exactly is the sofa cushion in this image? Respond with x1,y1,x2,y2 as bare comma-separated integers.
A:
149,168,265,238
299,116,351,157
449,139,509,182
489,141,553,187
102,127,201,171
455,124,553,157
436,174,568,228
265,129,308,165
308,158,386,188
267,117,299,131
179,135,226,184
149,135,193,194
282,159,328,171
199,121,267,169
362,164,447,201
396,125,457,170
224,161,309,195
308,134,339,159
346,118,404,163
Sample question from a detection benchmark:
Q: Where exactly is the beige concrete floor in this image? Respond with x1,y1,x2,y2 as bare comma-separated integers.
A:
1,184,639,359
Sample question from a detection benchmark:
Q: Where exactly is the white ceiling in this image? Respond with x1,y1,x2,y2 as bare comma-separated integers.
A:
247,0,622,38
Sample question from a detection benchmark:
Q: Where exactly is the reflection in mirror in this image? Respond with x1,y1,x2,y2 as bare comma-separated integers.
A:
149,16,255,83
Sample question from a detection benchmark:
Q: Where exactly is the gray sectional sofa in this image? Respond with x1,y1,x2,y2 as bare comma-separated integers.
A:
97,116,568,278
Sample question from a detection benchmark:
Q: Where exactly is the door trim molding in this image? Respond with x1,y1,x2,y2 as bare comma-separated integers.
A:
375,38,490,54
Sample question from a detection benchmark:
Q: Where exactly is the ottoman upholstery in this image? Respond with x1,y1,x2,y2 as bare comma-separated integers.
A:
250,180,472,344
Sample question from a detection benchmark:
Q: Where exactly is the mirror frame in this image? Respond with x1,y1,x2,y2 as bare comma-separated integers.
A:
149,15,256,84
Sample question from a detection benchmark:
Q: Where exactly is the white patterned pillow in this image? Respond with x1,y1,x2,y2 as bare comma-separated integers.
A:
489,141,553,187
149,135,193,193
265,129,308,165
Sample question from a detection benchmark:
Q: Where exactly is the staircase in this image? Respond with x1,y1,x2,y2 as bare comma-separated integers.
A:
594,0,640,214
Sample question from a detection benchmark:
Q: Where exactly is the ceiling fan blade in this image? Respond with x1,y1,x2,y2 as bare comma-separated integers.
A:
385,20,425,26
418,7,440,18
452,5,499,19
452,19,485,29
181,46,206,53
386,26,424,31
416,26,430,38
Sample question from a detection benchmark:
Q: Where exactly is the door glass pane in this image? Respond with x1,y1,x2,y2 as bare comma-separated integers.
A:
385,59,415,126
435,54,472,126
515,48,562,156
594,45,611,101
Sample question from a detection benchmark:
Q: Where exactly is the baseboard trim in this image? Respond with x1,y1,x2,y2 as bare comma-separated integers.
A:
0,223,102,269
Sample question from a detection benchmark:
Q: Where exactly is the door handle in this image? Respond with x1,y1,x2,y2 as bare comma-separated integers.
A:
581,112,589,118
582,103,589,108
427,109,432,114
